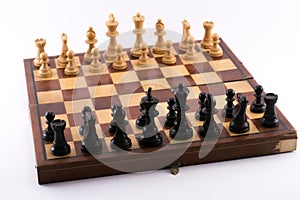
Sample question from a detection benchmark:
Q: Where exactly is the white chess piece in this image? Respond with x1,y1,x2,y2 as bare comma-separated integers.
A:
89,48,106,73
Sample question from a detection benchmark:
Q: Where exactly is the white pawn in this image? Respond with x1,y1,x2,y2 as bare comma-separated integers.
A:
38,52,52,78
162,40,176,65
64,50,79,76
89,48,106,73
137,43,151,67
209,33,223,57
113,45,127,70
183,37,197,61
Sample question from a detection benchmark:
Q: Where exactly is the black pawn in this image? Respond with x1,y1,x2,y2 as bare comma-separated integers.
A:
138,91,162,147
50,119,71,156
222,89,235,118
164,97,177,127
261,93,279,127
81,110,102,154
229,94,250,133
250,85,266,113
79,106,92,136
195,92,207,121
43,111,55,141
169,84,193,140
198,93,220,138
108,104,118,134
136,88,157,128
111,105,132,151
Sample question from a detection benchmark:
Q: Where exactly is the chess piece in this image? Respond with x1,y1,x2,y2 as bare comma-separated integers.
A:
109,104,118,134
50,119,71,156
260,93,279,127
81,110,102,154
162,40,177,65
89,47,106,73
229,93,250,133
57,33,69,67
130,12,148,57
164,97,177,127
43,111,55,141
137,43,151,67
222,89,235,118
64,50,79,75
104,13,119,60
152,19,167,55
179,19,191,52
195,92,207,121
110,105,132,151
38,52,52,78
33,38,46,67
169,84,193,140
209,33,223,58
138,88,162,147
112,45,127,70
198,93,220,138
183,36,197,61
201,21,214,49
136,87,159,128
250,85,266,113
79,106,92,135
84,27,98,62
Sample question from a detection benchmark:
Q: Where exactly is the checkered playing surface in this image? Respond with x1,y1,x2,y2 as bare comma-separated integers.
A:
27,40,287,160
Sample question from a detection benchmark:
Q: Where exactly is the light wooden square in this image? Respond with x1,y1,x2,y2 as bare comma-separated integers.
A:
179,52,207,64
37,90,63,104
59,77,87,90
33,69,58,81
160,65,190,78
214,95,227,110
95,109,113,124
192,72,222,85
110,71,139,84
64,99,95,114
131,58,159,70
88,85,117,98
186,112,204,127
70,125,104,142
140,78,171,91
40,114,69,130
225,80,253,93
128,119,143,135
45,142,76,160
209,59,237,71
246,105,264,119
81,64,109,76
119,92,145,107
186,86,201,100
156,102,168,117
54,56,81,69
224,120,259,137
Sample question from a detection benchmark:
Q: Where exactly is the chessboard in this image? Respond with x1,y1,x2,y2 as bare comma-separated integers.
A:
24,38,297,184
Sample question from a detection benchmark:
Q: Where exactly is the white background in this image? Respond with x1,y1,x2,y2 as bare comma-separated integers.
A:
1,0,299,199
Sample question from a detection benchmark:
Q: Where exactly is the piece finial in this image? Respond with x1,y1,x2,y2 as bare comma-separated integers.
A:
156,18,164,30
147,87,152,100
109,13,115,22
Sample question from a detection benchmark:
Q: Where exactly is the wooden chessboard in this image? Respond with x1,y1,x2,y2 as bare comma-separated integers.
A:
24,38,297,184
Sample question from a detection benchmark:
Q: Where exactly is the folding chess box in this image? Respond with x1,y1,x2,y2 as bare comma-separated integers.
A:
24,39,297,184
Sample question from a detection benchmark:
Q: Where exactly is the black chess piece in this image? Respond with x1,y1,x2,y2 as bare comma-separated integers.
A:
198,93,220,138
108,104,118,134
136,87,159,128
229,93,250,133
50,119,71,156
81,108,102,154
195,92,207,121
250,85,266,113
222,89,235,118
111,105,132,151
164,97,177,127
43,111,55,141
138,90,162,147
260,93,279,127
79,106,92,135
169,84,193,140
